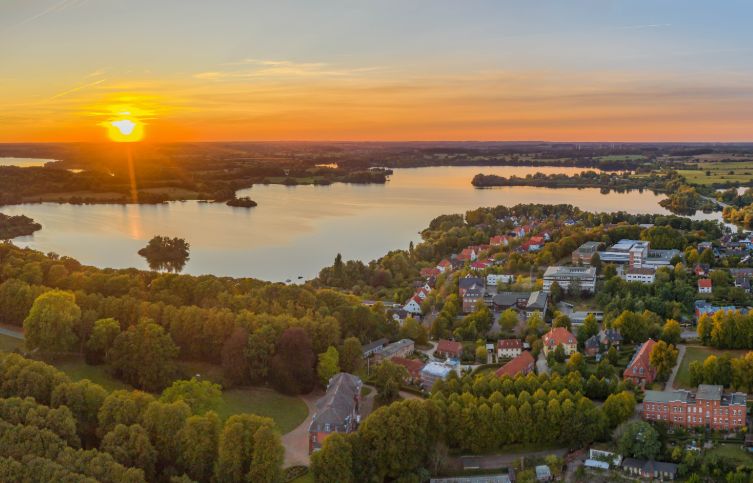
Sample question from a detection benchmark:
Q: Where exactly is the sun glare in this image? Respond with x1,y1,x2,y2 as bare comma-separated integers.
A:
107,117,144,142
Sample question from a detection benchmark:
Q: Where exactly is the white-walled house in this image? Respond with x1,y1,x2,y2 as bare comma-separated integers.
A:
403,296,423,315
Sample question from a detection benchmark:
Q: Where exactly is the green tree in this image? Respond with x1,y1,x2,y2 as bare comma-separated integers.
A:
317,346,341,385
617,421,660,460
246,325,277,384
603,391,636,428
311,432,354,483
0,279,36,326
650,340,679,381
140,399,191,469
101,424,157,479
398,317,428,345
607,346,618,365
247,425,284,483
269,327,316,395
85,318,121,364
108,320,179,392
661,319,682,346
553,344,566,364
97,390,155,437
51,379,107,444
566,351,585,375
215,413,276,483
552,313,572,331
23,290,81,353
373,360,408,405
548,281,564,304
340,337,363,374
178,411,221,482
498,309,519,334
475,344,488,363
590,252,602,273
160,377,222,415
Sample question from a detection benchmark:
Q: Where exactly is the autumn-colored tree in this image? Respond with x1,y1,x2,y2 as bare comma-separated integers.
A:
269,327,316,395
160,377,222,415
317,346,340,385
140,399,191,469
221,326,250,387
24,290,81,353
215,413,275,483
108,320,179,392
311,432,354,483
649,340,679,381
97,390,155,437
177,411,221,482
101,424,157,479
247,425,284,482
85,318,121,364
340,337,363,374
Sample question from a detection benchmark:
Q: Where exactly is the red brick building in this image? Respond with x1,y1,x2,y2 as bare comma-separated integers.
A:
623,339,657,387
435,339,463,359
495,351,535,378
642,385,747,431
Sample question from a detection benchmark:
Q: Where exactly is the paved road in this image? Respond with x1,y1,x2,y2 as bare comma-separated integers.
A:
281,390,322,467
666,344,687,389
0,326,24,340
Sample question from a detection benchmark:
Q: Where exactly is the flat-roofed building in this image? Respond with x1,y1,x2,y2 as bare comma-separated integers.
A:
572,241,602,264
642,385,746,431
624,266,656,284
543,266,597,293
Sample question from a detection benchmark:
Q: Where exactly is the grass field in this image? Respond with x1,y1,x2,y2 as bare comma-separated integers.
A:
216,387,308,433
53,358,131,392
673,346,747,389
596,155,647,162
706,444,753,466
0,333,23,352
679,161,753,186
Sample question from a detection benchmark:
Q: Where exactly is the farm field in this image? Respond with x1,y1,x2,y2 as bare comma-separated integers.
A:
679,161,753,186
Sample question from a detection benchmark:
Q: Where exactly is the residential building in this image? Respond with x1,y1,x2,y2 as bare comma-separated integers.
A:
623,339,657,387
624,267,656,284
571,241,602,265
521,235,545,252
362,338,388,358
698,278,712,294
492,291,548,319
374,339,414,363
598,328,623,348
621,459,677,480
542,266,597,294
695,300,741,319
693,264,710,277
495,351,535,378
535,465,552,482
420,362,454,390
525,291,549,319
403,296,423,315
308,373,362,453
490,235,509,247
462,284,485,313
391,357,425,385
437,259,452,273
642,385,747,431
542,327,577,356
588,448,622,467
497,339,523,359
459,277,484,297
487,274,514,286
435,339,463,359
584,335,600,356
420,267,441,278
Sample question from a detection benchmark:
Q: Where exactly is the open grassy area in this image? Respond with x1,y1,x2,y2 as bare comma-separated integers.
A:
215,387,308,433
0,333,23,352
706,444,753,466
596,155,647,162
290,472,315,483
673,346,747,389
679,161,753,186
53,357,131,392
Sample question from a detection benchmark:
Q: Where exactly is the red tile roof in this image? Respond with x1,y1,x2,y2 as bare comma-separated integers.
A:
497,339,523,350
496,351,535,378
391,357,425,376
623,338,657,380
436,339,463,356
698,279,712,288
543,327,576,348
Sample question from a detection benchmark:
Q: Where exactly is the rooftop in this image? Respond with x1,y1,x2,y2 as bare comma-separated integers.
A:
543,265,597,278
421,361,454,378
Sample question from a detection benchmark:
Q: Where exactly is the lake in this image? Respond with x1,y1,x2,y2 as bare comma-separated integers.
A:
0,157,58,167
3,165,689,282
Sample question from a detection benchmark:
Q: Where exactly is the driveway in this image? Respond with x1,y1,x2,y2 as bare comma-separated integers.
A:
536,352,550,375
281,390,322,467
666,344,687,389
0,325,24,340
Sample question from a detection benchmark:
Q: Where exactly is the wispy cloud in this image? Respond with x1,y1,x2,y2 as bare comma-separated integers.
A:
45,78,105,102
194,59,382,81
14,0,89,28
615,23,672,30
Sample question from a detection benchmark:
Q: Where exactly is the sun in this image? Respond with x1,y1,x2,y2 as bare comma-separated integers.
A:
106,116,144,142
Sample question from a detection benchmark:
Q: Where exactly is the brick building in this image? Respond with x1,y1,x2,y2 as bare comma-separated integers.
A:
642,385,746,431
623,339,657,387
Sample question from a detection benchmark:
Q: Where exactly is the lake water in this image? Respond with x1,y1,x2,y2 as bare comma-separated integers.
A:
0,157,58,167
2,165,689,282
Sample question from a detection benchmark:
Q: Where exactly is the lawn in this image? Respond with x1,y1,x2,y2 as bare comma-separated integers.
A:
679,161,753,186
673,346,747,389
215,387,308,434
13,353,308,434
0,333,23,352
706,444,753,466
596,155,647,162
290,472,315,483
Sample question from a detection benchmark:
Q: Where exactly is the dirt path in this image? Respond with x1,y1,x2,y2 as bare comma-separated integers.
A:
281,390,321,467
666,344,687,389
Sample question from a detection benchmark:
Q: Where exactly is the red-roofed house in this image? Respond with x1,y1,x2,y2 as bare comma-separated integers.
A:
522,236,545,252
459,247,478,262
698,278,713,294
403,296,423,315
391,357,425,384
542,327,577,356
416,287,430,300
490,235,509,247
496,351,535,378
420,267,441,278
437,259,452,273
470,260,493,271
623,339,657,387
497,339,523,359
435,339,463,359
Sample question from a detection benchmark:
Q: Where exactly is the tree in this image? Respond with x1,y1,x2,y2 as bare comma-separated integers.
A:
566,352,585,375
549,281,564,304
269,327,316,395
311,432,354,483
138,235,190,272
140,400,191,469
340,337,363,374
23,290,81,353
552,313,572,331
661,319,682,346
0,279,36,326
108,320,179,392
85,318,121,364
373,360,408,405
650,340,679,381
577,314,599,348
97,390,155,437
603,391,636,428
246,325,277,384
607,346,619,365
475,344,488,363
553,344,566,364
498,309,519,334
731,352,753,392
177,411,221,482
317,346,340,385
590,252,602,273
101,424,157,479
617,421,660,460
603,263,617,279
247,425,284,483
160,377,222,415
398,317,428,345
221,326,250,387
215,414,276,483
51,379,107,444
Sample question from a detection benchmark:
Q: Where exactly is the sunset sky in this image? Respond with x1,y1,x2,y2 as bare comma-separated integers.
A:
2,0,753,142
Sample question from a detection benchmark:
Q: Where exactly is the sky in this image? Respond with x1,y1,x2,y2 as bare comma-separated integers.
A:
1,0,753,142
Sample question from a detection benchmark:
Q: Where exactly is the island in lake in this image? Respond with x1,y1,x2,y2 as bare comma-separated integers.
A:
138,235,191,272
0,213,42,239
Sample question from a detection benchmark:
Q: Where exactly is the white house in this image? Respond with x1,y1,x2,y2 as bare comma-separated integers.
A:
403,296,423,315
698,279,712,294
487,274,514,286
624,267,656,284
